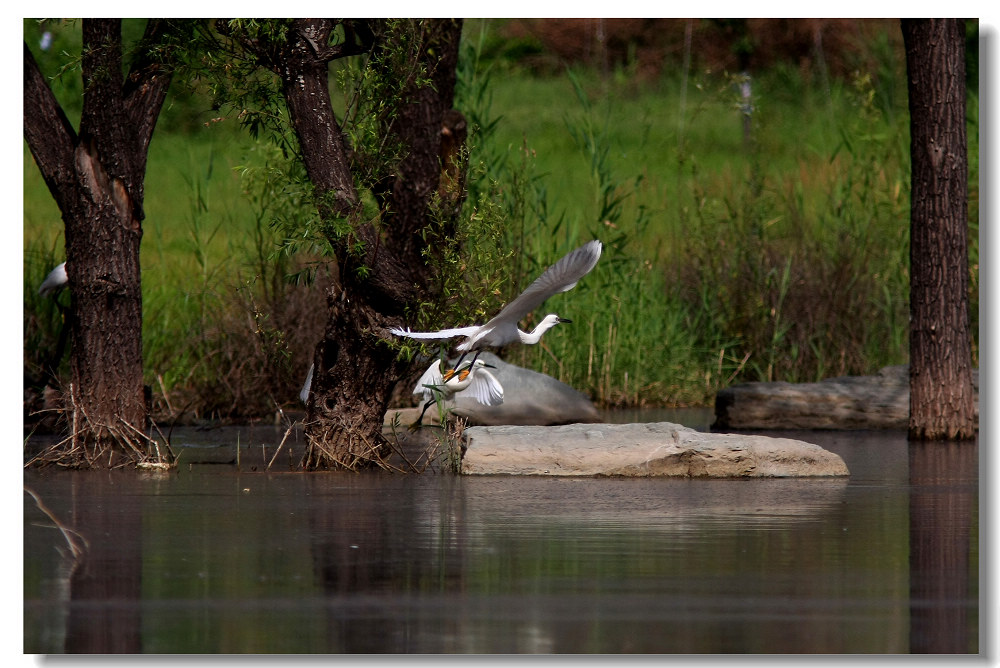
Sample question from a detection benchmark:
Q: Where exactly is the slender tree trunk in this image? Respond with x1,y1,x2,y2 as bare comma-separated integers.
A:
23,19,173,466
902,18,977,440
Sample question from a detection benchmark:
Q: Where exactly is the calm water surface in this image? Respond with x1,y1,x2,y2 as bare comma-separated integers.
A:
23,413,979,654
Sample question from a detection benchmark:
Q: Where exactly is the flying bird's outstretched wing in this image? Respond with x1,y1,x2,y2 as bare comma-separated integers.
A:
390,325,481,341
485,240,602,328
389,239,602,348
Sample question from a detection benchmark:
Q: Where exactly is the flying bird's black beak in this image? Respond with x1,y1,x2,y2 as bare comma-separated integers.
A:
558,317,572,324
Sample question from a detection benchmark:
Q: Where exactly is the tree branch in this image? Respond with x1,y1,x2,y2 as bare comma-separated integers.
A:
123,19,175,157
300,19,374,61
23,41,78,210
122,19,175,204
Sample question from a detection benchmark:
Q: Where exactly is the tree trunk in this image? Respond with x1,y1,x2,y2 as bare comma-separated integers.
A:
274,19,465,469
23,20,173,466
301,290,409,470
902,19,977,441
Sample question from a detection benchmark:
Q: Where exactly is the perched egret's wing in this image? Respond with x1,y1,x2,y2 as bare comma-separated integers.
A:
484,240,602,328
413,360,446,400
390,325,482,341
300,363,314,404
38,262,68,297
466,369,504,406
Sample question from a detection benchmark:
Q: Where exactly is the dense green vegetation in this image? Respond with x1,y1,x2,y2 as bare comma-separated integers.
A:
23,19,979,417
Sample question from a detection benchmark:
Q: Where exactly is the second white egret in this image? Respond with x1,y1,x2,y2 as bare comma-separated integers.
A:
410,357,504,429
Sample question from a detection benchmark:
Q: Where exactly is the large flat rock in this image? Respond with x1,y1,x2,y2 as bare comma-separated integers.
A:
714,365,979,430
461,422,849,477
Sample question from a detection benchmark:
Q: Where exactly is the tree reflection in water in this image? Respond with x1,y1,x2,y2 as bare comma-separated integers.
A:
908,440,978,654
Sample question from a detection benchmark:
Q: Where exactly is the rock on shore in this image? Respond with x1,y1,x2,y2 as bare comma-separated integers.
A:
461,422,849,477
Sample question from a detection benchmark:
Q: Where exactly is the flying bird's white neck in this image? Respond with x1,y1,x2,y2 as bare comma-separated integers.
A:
517,328,541,345
518,315,563,344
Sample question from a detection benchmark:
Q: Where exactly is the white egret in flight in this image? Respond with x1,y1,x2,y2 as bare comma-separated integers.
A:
390,240,602,367
410,357,503,429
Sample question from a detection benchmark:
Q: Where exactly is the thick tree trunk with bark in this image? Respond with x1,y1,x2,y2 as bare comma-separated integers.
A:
265,19,465,469
24,20,172,466
902,19,977,441
301,289,410,469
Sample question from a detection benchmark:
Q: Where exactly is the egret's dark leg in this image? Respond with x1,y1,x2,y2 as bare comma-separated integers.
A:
409,398,438,431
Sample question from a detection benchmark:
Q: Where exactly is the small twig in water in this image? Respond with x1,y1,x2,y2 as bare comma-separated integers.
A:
25,486,88,562
266,424,296,471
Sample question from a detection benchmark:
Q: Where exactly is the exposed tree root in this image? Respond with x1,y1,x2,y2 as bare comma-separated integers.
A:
302,411,468,474
24,383,176,470
301,413,400,472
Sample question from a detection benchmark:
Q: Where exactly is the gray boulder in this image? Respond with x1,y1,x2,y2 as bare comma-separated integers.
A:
461,421,849,477
714,365,979,430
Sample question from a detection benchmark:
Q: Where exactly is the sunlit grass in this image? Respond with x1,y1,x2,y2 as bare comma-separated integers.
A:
470,50,975,399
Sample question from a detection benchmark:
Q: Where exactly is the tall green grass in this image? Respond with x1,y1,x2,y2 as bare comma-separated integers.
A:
461,31,976,401
471,67,727,406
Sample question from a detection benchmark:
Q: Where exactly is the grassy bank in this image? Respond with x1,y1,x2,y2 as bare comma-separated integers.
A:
23,20,979,417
